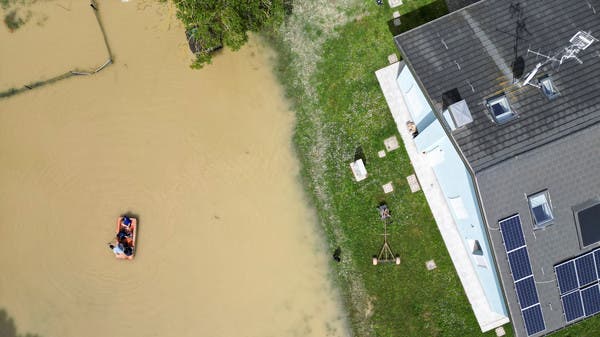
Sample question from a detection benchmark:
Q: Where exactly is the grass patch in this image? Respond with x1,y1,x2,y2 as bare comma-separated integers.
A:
307,2,506,336
552,317,600,337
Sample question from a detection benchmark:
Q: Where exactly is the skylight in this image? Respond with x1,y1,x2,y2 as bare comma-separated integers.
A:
486,94,516,124
449,100,473,128
575,202,600,247
539,76,560,100
528,190,553,229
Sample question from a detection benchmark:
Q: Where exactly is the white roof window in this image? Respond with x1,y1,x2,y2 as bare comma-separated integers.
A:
448,99,473,128
486,94,516,124
529,190,554,229
539,76,560,100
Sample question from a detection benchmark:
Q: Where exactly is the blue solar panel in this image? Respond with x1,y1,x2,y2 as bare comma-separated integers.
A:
576,253,598,287
556,261,579,295
499,214,546,335
581,284,600,316
508,247,533,281
562,291,584,322
516,276,539,309
594,250,600,280
499,215,525,251
522,304,545,336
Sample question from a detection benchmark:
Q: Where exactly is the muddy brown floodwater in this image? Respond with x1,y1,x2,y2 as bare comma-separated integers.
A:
0,1,349,337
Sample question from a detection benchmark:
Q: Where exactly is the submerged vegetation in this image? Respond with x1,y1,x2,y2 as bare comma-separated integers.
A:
0,309,41,337
4,9,27,31
1,0,36,32
172,0,289,68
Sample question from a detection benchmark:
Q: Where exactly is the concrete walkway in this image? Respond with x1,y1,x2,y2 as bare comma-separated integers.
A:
375,62,509,332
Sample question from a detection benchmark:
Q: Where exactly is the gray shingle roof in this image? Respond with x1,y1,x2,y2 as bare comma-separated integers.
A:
395,0,600,172
477,123,600,337
393,1,600,336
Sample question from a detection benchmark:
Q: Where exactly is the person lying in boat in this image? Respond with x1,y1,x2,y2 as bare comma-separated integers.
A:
117,229,131,240
117,217,133,239
109,243,125,256
117,233,133,248
123,246,134,256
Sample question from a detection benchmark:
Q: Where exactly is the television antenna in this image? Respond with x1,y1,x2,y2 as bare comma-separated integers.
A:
521,31,598,87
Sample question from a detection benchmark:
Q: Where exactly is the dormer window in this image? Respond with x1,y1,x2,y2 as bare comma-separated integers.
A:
486,94,516,124
539,76,560,100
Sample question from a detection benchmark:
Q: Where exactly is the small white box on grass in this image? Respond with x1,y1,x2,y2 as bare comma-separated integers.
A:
388,0,403,8
407,174,421,193
350,159,367,182
382,182,394,194
384,135,400,151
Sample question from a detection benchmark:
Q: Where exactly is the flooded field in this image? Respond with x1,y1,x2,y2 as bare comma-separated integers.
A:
0,1,349,337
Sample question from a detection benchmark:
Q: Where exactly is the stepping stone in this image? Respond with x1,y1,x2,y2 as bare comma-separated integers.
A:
378,150,386,158
392,11,400,18
495,327,506,337
388,53,398,64
384,135,400,151
388,0,403,8
382,182,394,194
426,260,437,270
406,174,421,193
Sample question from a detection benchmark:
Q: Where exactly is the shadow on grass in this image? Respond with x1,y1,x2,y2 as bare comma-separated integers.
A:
0,309,42,337
354,146,366,165
387,0,449,36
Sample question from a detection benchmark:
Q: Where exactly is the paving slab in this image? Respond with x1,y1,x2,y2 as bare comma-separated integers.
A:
407,174,421,193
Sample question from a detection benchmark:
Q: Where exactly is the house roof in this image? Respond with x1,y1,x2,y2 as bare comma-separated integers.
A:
476,122,600,336
394,1,600,336
395,0,600,172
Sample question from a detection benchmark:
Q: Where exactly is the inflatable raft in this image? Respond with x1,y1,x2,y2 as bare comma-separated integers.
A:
114,216,137,260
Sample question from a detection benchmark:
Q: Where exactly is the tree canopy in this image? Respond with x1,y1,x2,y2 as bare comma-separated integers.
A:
174,0,286,69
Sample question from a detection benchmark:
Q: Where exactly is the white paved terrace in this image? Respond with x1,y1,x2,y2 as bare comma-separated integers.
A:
375,62,510,332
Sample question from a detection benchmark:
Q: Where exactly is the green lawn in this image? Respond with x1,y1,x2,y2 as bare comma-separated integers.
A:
265,0,600,336
267,0,515,336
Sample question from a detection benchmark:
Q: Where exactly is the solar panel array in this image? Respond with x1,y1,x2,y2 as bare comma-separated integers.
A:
499,214,546,336
555,249,600,324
